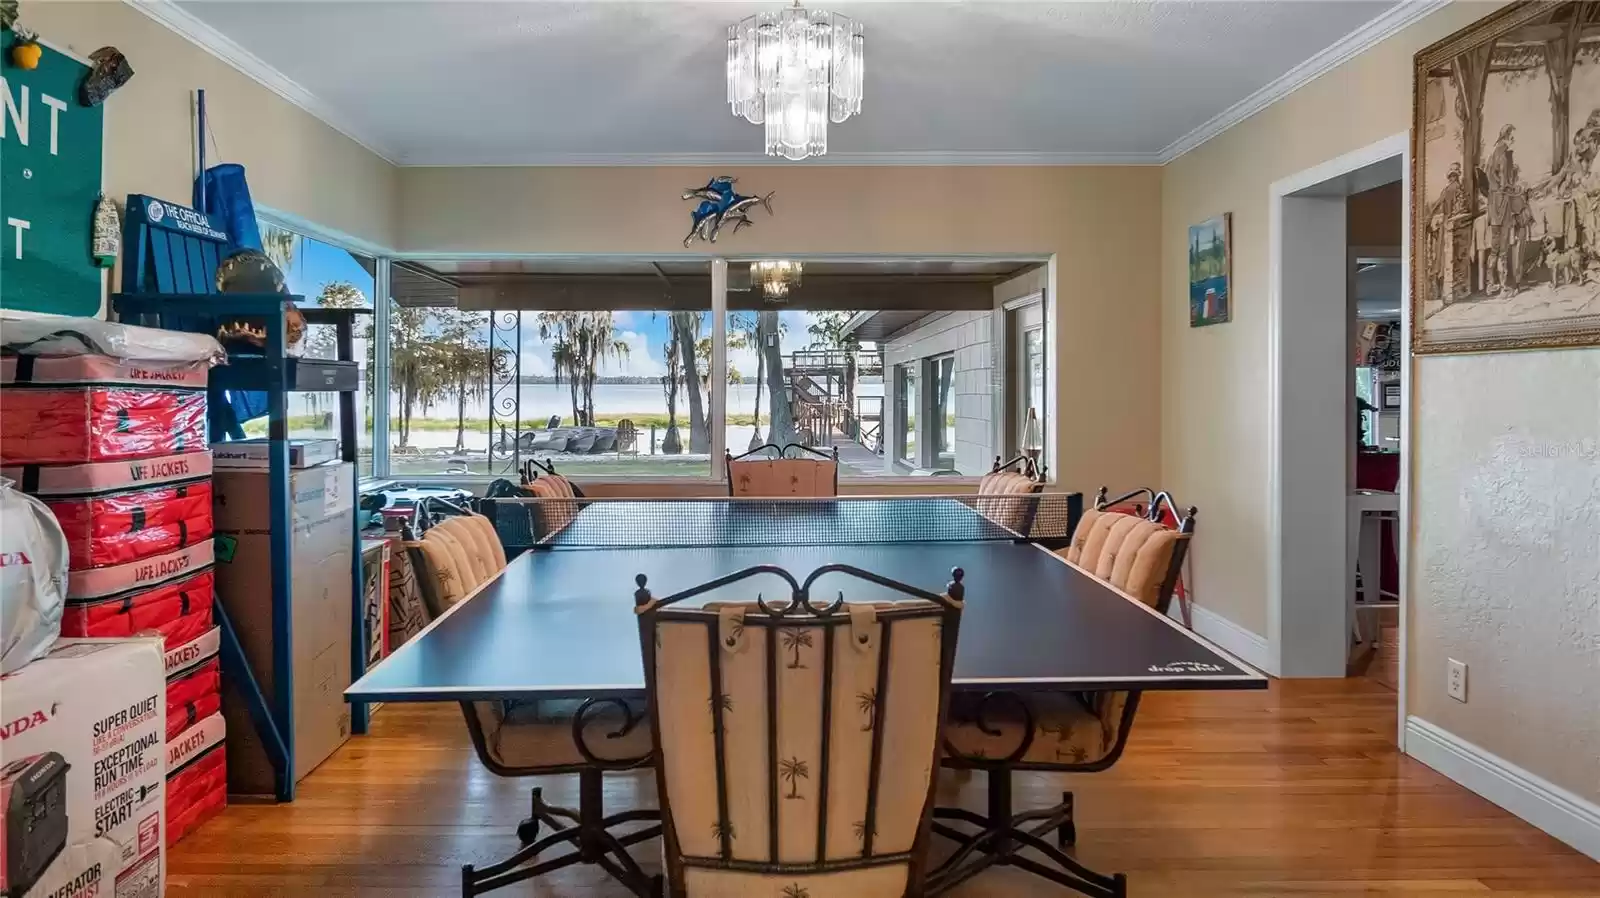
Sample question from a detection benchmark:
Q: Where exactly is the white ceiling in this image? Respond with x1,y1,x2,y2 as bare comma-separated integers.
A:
166,0,1408,166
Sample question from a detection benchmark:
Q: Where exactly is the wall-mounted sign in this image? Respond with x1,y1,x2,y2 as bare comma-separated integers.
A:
0,30,105,316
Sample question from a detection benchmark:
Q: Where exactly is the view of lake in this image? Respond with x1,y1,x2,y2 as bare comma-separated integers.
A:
393,381,884,425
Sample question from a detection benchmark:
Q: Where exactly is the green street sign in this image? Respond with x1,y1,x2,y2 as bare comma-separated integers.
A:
1,30,105,317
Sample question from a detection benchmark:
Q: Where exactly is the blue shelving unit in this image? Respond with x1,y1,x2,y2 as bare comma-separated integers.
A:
112,196,369,802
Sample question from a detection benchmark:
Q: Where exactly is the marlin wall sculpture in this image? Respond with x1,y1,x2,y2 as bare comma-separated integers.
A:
682,177,775,247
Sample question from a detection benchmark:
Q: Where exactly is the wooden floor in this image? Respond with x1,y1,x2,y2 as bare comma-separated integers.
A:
168,679,1599,896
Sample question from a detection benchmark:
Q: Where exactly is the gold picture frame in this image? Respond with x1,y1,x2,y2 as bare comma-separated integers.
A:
1412,1,1600,354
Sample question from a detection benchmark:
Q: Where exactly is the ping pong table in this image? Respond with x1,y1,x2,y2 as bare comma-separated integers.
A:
347,496,1267,896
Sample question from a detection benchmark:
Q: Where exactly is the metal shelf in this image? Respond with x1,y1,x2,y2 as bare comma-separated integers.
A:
110,290,370,802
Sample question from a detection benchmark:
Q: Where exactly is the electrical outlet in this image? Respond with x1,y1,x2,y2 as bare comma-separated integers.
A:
1447,659,1468,703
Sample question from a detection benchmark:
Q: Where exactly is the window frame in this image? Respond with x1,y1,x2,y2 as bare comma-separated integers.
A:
363,254,1053,488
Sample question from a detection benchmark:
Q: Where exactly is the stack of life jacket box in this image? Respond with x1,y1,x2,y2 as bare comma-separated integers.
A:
1,322,229,851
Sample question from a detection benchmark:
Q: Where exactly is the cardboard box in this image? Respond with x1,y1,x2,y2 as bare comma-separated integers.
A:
210,439,339,470
0,639,166,898
213,463,355,796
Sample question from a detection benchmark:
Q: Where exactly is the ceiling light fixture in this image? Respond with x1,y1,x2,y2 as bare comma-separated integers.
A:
727,1,863,161
752,260,803,299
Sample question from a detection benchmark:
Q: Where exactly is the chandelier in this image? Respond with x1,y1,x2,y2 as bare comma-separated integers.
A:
752,260,803,299
727,1,864,161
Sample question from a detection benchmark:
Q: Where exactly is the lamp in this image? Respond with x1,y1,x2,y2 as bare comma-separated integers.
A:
1021,407,1043,472
752,260,803,300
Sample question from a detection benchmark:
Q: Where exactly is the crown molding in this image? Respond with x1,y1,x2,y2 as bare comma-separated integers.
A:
397,150,1164,167
1158,0,1452,163
123,0,401,165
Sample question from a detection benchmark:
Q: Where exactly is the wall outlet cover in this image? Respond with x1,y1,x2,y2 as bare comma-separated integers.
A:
1447,658,1468,703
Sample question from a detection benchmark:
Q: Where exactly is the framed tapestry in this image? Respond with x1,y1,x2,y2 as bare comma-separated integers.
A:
1189,213,1231,327
1413,1,1600,353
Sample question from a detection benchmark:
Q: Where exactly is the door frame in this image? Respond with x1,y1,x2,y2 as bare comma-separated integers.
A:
1267,131,1411,746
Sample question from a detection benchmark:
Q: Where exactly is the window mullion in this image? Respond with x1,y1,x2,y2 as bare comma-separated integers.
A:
710,259,728,481
373,258,392,479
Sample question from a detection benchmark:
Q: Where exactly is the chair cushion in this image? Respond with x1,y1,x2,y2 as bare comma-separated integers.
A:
976,471,1041,532
1064,508,1102,565
729,458,838,497
460,512,508,571
435,517,492,585
412,538,469,609
944,690,1114,767
648,600,945,866
528,475,579,534
423,526,479,592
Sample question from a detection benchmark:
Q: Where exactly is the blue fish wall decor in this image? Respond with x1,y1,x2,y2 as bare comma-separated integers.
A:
681,176,774,247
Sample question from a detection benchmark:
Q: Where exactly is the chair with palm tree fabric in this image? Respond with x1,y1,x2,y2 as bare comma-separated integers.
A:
635,564,965,898
403,543,660,897
933,487,1196,898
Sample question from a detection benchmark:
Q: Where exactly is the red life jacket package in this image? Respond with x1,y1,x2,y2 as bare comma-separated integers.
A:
66,539,213,603
164,714,227,848
62,566,216,645
0,385,208,465
2,451,215,571
164,627,222,743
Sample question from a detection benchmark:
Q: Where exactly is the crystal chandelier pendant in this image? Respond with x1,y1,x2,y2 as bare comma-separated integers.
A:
727,1,862,160
752,260,803,300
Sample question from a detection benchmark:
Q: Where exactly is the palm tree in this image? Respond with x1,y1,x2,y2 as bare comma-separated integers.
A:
852,820,875,843
710,820,736,843
855,689,877,732
781,885,810,898
779,628,813,669
709,694,733,715
778,757,810,800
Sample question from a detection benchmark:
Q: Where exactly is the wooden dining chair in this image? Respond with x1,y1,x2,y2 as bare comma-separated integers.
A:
403,543,660,898
634,564,965,898
973,455,1044,535
934,488,1195,898
726,443,841,497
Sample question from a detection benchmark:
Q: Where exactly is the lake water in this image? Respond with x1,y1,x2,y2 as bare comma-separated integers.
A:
393,381,884,424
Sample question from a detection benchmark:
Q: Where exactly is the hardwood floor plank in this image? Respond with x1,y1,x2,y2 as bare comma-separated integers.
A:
168,680,1599,896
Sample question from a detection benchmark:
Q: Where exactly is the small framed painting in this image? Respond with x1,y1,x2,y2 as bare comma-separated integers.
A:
1189,213,1232,327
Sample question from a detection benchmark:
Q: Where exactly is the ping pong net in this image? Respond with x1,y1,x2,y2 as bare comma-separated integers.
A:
478,493,1083,552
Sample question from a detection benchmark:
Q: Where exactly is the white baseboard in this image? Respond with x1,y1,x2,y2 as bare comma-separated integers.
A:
1174,603,1273,674
1405,716,1600,862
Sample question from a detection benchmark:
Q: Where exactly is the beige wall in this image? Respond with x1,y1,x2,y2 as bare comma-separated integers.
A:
402,165,1164,493
1159,0,1502,636
28,2,397,251
1162,0,1600,808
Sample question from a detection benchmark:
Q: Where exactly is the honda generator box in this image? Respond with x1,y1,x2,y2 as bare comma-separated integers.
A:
0,639,165,898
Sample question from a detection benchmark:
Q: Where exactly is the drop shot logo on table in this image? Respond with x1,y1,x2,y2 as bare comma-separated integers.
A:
1148,660,1224,674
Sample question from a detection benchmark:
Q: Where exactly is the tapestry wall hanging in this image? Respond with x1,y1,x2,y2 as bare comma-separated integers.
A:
1414,1,1600,353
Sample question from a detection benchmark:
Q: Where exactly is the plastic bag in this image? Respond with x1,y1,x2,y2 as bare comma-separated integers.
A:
0,477,69,673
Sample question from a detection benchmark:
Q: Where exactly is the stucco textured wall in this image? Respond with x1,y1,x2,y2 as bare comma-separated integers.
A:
1410,348,1600,804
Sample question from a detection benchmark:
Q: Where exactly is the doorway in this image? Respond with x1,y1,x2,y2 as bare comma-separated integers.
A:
1268,133,1411,745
